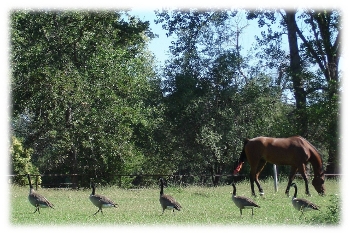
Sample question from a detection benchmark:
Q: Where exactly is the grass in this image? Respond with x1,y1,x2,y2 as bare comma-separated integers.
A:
9,178,341,226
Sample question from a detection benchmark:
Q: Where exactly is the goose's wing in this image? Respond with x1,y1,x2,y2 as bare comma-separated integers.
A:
93,194,118,207
160,194,182,210
293,198,319,210
31,192,54,208
234,195,260,208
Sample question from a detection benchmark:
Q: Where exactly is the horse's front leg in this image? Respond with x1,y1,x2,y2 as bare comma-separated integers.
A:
303,176,310,196
299,164,310,196
285,167,297,197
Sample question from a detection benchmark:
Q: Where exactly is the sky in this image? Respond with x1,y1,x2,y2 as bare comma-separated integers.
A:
1,0,349,232
130,8,262,66
130,9,173,65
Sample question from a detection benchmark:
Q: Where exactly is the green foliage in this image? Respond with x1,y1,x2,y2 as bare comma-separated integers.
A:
10,10,161,186
246,9,341,173
10,136,40,185
155,9,301,182
306,194,341,225
9,9,341,185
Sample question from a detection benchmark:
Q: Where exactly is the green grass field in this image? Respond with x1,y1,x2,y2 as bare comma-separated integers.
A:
9,178,341,226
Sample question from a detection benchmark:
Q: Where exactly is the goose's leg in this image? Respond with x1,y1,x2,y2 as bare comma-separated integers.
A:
93,209,100,216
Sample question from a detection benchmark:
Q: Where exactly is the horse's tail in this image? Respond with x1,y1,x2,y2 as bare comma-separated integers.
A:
234,138,249,175
237,138,249,164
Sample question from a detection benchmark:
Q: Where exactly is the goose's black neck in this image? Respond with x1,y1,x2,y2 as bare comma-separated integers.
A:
27,174,33,189
91,184,96,195
159,179,164,195
292,183,298,198
232,182,237,196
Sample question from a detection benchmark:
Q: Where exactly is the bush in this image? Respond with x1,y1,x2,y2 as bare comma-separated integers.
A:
10,136,41,186
306,194,341,225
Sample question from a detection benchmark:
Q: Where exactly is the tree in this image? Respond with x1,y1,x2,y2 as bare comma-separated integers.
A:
10,10,160,186
293,10,341,173
156,9,292,185
246,9,341,173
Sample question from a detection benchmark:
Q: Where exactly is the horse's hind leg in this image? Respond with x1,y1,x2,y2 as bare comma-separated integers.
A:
249,160,266,197
249,172,257,197
255,159,267,196
250,159,266,196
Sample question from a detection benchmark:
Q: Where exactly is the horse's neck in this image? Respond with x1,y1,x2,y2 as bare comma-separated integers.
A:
309,156,323,175
307,148,323,175
298,137,324,175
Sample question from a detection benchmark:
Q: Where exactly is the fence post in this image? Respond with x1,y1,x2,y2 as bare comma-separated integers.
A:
273,164,278,192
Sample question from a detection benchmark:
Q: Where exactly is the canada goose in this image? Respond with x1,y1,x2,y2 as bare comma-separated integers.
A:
89,182,118,215
159,178,182,214
231,182,260,216
27,174,54,214
290,183,319,217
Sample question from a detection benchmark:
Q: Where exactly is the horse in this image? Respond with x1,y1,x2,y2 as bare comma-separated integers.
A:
233,136,325,197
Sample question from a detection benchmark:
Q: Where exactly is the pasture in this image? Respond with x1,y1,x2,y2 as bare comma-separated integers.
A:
9,178,341,226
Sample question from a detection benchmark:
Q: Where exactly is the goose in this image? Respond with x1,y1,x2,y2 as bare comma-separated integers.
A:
27,174,54,214
89,182,118,215
290,183,319,217
159,178,182,214
231,182,260,216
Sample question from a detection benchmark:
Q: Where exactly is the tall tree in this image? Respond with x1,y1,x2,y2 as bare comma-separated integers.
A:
10,11,160,185
285,11,308,136
156,9,289,184
247,9,341,173
295,10,341,173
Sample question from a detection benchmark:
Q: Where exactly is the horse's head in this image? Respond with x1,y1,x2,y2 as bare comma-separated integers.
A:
312,173,325,195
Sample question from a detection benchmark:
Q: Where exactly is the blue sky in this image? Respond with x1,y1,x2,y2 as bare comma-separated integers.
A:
130,9,264,66
130,9,173,65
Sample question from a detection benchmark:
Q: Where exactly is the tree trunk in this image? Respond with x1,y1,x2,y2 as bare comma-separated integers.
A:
296,11,341,174
326,82,340,174
285,10,308,137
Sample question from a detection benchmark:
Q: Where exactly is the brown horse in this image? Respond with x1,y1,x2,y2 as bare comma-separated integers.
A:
233,136,325,197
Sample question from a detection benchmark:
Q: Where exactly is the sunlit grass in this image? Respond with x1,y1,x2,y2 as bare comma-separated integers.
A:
9,178,341,226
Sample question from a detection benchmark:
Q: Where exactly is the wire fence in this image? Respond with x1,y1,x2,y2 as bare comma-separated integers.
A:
7,173,341,190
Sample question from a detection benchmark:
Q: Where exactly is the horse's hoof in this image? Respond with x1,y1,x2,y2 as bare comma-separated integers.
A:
259,192,264,196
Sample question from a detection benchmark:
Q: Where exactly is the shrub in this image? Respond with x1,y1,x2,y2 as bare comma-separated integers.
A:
306,194,341,225
10,136,41,186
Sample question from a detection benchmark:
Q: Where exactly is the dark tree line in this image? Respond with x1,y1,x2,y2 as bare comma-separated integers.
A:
10,9,341,187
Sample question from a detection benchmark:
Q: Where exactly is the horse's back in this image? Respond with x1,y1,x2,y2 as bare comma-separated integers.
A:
245,136,310,165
